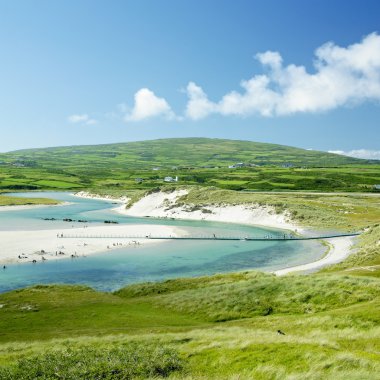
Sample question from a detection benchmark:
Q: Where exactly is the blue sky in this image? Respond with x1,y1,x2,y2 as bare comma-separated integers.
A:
0,0,379,158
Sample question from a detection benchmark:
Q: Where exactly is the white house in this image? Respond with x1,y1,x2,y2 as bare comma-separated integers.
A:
164,176,178,182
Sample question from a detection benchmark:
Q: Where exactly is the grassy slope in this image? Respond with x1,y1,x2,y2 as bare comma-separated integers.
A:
180,187,380,230
3,138,366,167
0,273,379,379
323,224,380,277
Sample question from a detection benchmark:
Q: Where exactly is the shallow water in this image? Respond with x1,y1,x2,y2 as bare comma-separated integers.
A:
0,192,324,292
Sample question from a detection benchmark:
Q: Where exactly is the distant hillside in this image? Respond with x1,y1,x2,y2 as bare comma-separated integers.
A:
0,138,378,192
1,138,368,169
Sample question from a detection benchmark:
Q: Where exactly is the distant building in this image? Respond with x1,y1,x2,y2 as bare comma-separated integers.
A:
134,178,144,183
228,162,245,169
164,176,178,182
281,163,294,168
152,167,160,171
374,184,380,190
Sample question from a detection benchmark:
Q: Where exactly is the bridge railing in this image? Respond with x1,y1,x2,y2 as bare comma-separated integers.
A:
56,232,360,241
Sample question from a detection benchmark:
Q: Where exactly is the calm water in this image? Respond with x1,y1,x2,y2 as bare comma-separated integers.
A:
0,192,324,292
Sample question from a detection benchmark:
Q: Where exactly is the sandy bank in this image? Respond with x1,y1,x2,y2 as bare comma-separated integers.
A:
0,202,71,212
274,236,357,276
109,190,302,232
0,224,185,265
74,191,130,204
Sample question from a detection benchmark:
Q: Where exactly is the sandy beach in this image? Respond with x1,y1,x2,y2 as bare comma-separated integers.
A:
0,223,186,265
274,236,356,275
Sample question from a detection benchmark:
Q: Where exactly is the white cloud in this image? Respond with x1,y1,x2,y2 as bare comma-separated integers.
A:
328,149,380,160
185,32,380,119
125,88,175,121
67,114,97,125
185,82,216,120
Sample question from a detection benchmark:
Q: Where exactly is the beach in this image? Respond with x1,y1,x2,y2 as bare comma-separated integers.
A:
0,221,185,265
273,236,356,275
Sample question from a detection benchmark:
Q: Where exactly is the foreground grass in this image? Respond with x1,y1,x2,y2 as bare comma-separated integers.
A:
0,271,379,379
0,343,183,379
0,285,202,343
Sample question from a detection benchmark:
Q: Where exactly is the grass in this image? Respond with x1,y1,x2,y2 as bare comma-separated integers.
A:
0,342,184,379
0,194,59,206
0,271,379,379
117,272,380,322
0,285,203,343
323,224,380,277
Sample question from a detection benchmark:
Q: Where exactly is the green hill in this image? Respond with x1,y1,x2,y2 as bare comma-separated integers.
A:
0,138,378,192
1,137,368,168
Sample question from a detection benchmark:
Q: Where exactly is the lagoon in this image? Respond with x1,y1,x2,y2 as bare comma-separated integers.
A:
0,192,323,292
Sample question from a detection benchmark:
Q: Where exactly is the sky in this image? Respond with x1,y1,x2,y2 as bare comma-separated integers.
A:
0,0,379,158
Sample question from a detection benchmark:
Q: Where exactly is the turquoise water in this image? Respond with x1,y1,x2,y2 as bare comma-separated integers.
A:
0,192,324,292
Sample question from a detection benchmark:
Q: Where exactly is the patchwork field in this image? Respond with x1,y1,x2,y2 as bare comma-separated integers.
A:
0,138,379,192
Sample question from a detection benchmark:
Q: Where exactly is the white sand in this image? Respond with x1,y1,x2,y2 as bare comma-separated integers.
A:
111,189,302,232
0,202,71,212
274,236,357,276
74,191,130,204
0,224,185,265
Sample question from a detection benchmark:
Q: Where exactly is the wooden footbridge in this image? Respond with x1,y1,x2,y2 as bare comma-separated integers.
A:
57,232,360,241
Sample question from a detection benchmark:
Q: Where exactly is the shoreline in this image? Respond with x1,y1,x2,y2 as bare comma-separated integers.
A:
0,201,71,212
273,236,357,275
75,191,356,274
0,224,186,265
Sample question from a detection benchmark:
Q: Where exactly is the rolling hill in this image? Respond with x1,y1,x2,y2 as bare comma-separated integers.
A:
1,138,369,168
0,138,378,192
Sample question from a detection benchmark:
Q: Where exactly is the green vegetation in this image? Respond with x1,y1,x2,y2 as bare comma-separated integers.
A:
1,138,379,192
0,285,202,343
0,270,379,379
0,194,59,206
0,343,183,379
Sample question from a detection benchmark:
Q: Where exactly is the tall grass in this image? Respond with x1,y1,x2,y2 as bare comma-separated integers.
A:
121,272,380,322
0,342,183,379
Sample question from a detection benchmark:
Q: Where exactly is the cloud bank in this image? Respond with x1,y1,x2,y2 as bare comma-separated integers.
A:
328,149,380,160
68,114,97,125
185,32,380,119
